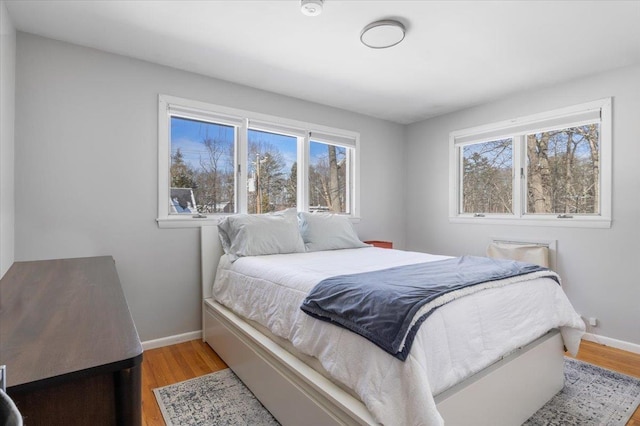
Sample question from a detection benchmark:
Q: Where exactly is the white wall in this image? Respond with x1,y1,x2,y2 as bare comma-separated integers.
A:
14,30,638,348
14,33,406,341
0,1,15,278
406,64,640,347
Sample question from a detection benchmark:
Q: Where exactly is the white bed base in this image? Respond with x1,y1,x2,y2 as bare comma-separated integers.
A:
201,226,565,426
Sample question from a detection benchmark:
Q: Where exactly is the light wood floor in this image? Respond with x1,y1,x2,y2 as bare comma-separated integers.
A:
142,339,228,426
142,339,640,426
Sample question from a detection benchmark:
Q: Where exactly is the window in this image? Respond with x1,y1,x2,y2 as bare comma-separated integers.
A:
308,132,355,214
170,116,236,214
158,95,359,227
462,138,513,214
449,98,611,228
247,129,297,214
525,124,601,215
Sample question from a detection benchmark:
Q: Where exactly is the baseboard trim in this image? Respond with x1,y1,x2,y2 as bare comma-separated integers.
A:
140,330,640,356
582,332,640,355
142,330,202,350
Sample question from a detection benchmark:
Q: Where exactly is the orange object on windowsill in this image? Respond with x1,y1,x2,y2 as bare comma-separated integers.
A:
364,240,393,249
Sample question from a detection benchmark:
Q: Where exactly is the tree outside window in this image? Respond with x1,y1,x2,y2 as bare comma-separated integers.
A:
526,124,599,215
450,98,610,227
159,94,360,225
170,116,235,214
309,141,348,213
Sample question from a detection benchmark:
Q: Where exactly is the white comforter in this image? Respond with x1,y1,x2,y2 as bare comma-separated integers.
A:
212,247,585,426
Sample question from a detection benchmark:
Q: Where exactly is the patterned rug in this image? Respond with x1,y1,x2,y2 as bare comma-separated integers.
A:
524,357,640,425
154,359,640,426
153,368,279,426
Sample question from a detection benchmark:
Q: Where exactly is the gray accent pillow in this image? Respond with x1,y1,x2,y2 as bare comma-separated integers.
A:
298,212,370,252
218,209,305,262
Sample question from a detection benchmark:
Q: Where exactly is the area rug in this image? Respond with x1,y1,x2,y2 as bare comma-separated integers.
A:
154,359,640,426
524,357,640,425
153,368,280,426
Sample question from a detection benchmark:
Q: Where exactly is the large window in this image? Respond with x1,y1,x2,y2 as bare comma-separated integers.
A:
158,95,359,227
449,98,611,227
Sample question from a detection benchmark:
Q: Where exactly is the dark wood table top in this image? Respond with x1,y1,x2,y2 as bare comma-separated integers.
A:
0,256,143,392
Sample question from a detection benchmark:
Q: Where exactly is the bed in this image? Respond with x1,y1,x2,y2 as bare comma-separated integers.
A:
200,211,585,426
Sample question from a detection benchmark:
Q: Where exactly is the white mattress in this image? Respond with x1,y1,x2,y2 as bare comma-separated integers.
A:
212,247,585,426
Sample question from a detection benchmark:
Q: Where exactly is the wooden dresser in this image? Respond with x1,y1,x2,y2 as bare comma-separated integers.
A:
0,256,143,425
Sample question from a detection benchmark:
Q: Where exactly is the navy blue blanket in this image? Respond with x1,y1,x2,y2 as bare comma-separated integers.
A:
300,255,557,361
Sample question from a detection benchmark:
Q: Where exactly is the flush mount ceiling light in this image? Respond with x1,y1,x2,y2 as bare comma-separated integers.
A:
301,0,323,16
360,20,406,49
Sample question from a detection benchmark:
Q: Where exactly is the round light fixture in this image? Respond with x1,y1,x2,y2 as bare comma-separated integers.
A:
301,0,323,16
360,20,406,49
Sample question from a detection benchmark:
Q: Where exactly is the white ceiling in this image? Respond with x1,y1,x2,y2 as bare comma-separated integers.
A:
5,1,640,124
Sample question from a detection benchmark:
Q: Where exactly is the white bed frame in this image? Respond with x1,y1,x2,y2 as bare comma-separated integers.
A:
201,226,564,425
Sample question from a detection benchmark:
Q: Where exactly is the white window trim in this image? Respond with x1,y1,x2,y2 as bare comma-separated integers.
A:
157,94,360,228
449,98,612,228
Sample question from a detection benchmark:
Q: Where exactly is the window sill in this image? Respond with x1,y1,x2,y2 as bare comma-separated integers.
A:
157,216,223,229
449,216,611,229
157,214,362,229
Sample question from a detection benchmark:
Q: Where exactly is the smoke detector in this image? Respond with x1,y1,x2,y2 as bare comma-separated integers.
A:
301,0,323,17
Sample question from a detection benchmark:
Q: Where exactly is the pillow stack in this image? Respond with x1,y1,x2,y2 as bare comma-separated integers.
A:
297,212,369,252
218,209,305,262
218,209,370,261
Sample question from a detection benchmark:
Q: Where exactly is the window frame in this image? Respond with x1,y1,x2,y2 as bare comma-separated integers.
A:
449,98,612,228
157,95,360,228
308,133,356,215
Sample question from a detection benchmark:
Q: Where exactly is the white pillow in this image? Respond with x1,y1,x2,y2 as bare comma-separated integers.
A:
218,209,305,262
298,212,370,252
